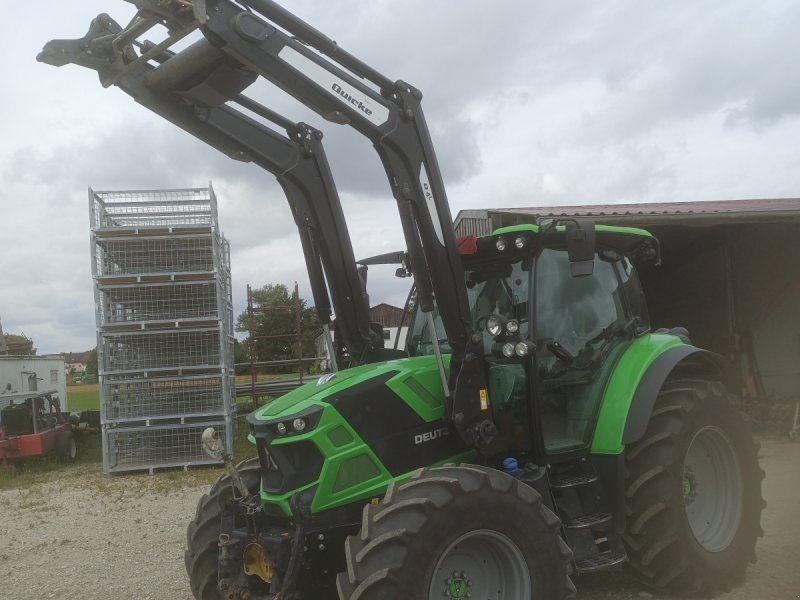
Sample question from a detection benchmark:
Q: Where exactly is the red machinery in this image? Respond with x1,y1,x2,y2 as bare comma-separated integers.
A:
0,390,77,464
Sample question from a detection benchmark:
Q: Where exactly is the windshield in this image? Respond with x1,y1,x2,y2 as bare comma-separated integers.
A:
535,249,625,357
408,257,530,356
466,258,530,353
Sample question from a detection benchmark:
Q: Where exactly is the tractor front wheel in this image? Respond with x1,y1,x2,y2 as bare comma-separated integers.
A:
337,464,575,600
185,458,261,599
623,379,764,594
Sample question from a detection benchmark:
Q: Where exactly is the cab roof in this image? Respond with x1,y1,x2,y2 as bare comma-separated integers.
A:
489,222,655,256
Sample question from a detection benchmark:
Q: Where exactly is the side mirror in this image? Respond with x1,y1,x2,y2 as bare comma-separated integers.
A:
565,219,596,277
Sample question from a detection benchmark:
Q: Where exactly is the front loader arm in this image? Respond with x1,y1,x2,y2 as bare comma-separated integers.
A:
38,10,376,364
40,0,497,450
200,0,473,358
203,0,493,446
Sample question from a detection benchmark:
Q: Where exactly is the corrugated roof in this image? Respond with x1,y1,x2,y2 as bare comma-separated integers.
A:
369,303,407,328
489,198,800,223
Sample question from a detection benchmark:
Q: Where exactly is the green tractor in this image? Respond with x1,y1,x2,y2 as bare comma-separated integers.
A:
191,221,762,599
40,1,763,598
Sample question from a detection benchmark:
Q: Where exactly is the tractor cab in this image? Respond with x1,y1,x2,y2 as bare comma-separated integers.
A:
408,222,659,459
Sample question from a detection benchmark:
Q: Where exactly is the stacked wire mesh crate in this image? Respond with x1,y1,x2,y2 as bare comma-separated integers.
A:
90,186,234,473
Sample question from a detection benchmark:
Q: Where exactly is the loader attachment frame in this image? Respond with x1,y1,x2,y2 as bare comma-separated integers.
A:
39,0,496,449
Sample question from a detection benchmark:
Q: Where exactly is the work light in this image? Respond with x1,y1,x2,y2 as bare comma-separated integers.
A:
486,315,504,337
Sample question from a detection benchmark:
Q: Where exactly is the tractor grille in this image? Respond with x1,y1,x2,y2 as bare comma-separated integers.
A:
257,438,323,495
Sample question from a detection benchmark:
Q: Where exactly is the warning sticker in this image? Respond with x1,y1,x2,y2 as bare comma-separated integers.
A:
479,389,489,410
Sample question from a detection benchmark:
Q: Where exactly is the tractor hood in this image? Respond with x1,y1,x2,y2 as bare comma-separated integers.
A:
249,354,453,423
246,354,471,516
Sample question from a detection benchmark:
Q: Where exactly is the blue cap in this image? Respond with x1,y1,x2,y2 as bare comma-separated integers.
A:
502,457,519,474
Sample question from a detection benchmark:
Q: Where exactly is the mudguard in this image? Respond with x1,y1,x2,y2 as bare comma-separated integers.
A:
591,333,740,455
621,345,739,445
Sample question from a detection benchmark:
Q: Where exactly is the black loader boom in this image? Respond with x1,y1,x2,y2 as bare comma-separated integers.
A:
39,0,496,450
39,7,385,367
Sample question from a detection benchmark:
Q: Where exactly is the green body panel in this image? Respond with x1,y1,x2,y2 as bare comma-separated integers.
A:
385,356,452,422
492,224,540,236
257,405,394,517
491,223,653,240
251,355,450,422
251,355,472,515
590,333,684,454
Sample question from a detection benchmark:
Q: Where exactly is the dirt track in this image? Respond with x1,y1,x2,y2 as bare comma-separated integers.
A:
0,439,798,599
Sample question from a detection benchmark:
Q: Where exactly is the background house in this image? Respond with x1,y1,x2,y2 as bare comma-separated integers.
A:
61,351,93,376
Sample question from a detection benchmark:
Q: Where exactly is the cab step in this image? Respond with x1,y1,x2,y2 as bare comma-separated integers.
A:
565,512,612,530
576,550,627,573
550,473,598,489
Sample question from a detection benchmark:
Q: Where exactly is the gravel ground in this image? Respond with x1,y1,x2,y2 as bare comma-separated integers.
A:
1,438,798,599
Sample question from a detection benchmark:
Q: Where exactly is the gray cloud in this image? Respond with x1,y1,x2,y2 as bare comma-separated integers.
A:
1,0,799,354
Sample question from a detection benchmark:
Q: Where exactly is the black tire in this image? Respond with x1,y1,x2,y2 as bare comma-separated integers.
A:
55,429,77,462
185,458,261,599
623,379,764,594
336,464,575,600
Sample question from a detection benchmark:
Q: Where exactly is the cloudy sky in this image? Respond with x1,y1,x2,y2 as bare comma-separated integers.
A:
1,0,798,354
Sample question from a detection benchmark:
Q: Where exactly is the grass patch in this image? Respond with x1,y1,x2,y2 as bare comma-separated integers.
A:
66,383,100,411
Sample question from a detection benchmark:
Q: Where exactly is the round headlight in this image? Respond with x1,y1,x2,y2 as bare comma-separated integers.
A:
514,236,526,249
292,418,307,432
515,342,530,357
502,343,516,358
276,422,288,435
486,315,503,337
506,319,520,334
495,237,507,251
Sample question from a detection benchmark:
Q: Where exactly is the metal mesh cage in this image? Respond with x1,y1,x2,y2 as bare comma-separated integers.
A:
97,281,219,324
102,375,228,421
94,234,216,277
101,329,222,373
90,186,235,474
104,421,228,473
90,188,217,229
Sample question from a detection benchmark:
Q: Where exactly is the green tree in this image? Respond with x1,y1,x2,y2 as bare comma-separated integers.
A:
85,349,98,376
233,339,251,375
235,284,320,370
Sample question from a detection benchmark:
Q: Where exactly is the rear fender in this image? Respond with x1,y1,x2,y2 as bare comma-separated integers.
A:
591,334,739,455
621,346,739,446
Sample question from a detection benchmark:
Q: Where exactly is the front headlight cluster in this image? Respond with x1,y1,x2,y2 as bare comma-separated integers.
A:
275,417,308,436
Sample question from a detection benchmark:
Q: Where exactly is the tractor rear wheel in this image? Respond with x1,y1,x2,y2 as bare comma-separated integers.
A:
55,429,77,462
623,379,764,594
185,458,261,599
336,464,575,600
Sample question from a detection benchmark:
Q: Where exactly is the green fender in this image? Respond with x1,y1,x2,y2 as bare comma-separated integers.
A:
590,333,738,454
